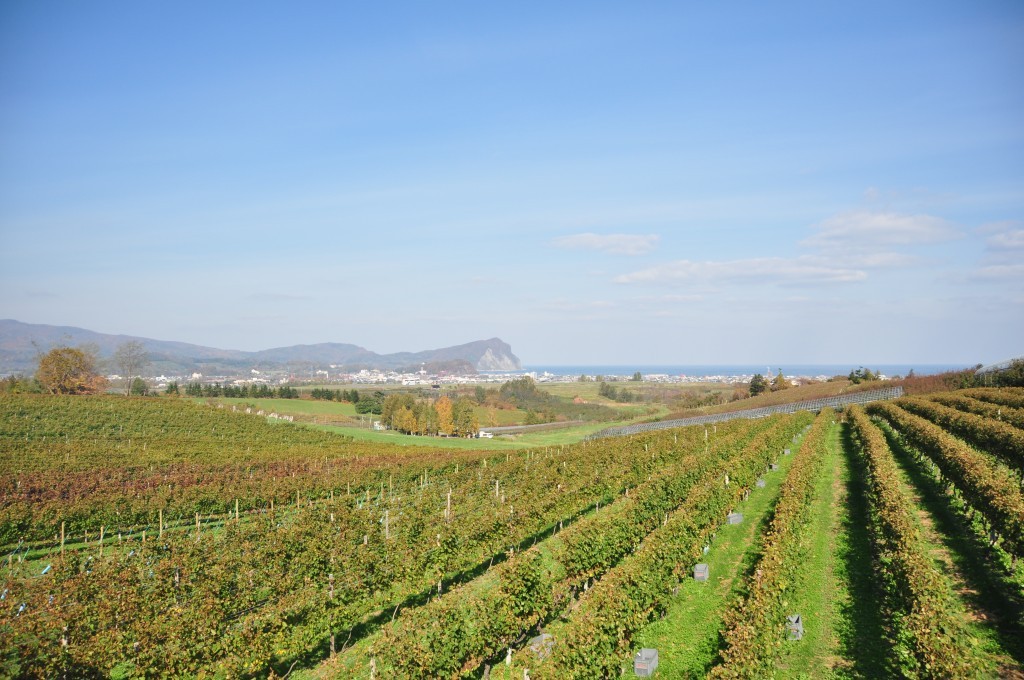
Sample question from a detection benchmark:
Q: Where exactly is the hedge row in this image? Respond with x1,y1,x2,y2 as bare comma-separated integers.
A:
709,410,833,677
868,401,1024,556
848,406,975,678
930,392,1024,431
900,396,1024,475
958,387,1024,410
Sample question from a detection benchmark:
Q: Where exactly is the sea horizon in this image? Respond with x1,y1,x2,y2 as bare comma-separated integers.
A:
512,363,971,378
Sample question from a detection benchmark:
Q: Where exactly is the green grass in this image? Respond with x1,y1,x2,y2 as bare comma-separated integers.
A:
629,430,804,677
539,381,721,416
776,422,856,678
307,418,638,450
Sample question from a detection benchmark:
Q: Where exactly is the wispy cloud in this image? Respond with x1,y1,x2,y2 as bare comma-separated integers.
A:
610,207,964,293
551,233,660,256
979,221,1024,263
614,257,866,287
802,210,961,251
968,221,1024,281
988,230,1024,250
968,264,1024,282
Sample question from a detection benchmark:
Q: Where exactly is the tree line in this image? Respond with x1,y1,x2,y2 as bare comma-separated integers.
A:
310,388,362,403
182,382,300,399
380,394,479,436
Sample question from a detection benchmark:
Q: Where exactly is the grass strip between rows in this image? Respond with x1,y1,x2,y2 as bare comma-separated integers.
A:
708,409,833,677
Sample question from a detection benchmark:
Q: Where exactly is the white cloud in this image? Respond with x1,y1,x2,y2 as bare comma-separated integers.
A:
988,230,1024,250
972,221,1024,273
802,210,961,251
969,264,1024,282
607,204,966,294
614,257,866,287
551,233,660,256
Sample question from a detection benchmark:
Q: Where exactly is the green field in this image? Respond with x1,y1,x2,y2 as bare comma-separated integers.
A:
194,386,662,450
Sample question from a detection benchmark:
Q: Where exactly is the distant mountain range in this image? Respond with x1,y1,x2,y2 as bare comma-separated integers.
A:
0,320,521,377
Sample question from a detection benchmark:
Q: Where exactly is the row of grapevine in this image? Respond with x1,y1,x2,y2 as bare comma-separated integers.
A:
930,392,1024,430
957,387,1024,410
360,418,776,677
2,394,504,543
866,401,1024,556
709,410,833,677
848,406,975,678
0,406,717,677
0,395,354,471
899,396,1024,474
519,412,815,678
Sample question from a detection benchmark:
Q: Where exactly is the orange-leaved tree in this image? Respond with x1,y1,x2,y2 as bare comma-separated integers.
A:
36,346,106,395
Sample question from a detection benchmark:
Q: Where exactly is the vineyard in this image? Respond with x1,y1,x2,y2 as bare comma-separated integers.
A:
1,389,1023,678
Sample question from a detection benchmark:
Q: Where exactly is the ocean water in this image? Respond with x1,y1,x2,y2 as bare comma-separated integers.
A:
512,364,970,378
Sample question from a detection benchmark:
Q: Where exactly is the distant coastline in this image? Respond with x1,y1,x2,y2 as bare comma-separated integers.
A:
511,364,970,379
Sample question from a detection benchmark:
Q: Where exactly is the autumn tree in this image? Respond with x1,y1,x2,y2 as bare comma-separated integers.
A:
113,341,150,396
451,397,479,437
36,346,105,395
381,393,415,429
435,395,454,435
771,370,790,391
418,401,440,435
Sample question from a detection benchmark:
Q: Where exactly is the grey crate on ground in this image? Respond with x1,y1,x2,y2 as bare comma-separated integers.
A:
693,563,709,581
784,448,791,455
727,512,743,524
756,478,766,488
769,463,779,471
528,633,555,660
786,614,804,641
634,648,659,676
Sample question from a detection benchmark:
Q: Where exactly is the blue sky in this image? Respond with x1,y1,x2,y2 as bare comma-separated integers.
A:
1,1,1021,365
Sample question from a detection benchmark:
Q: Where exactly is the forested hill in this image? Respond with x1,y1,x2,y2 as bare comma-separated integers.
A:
0,320,521,375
